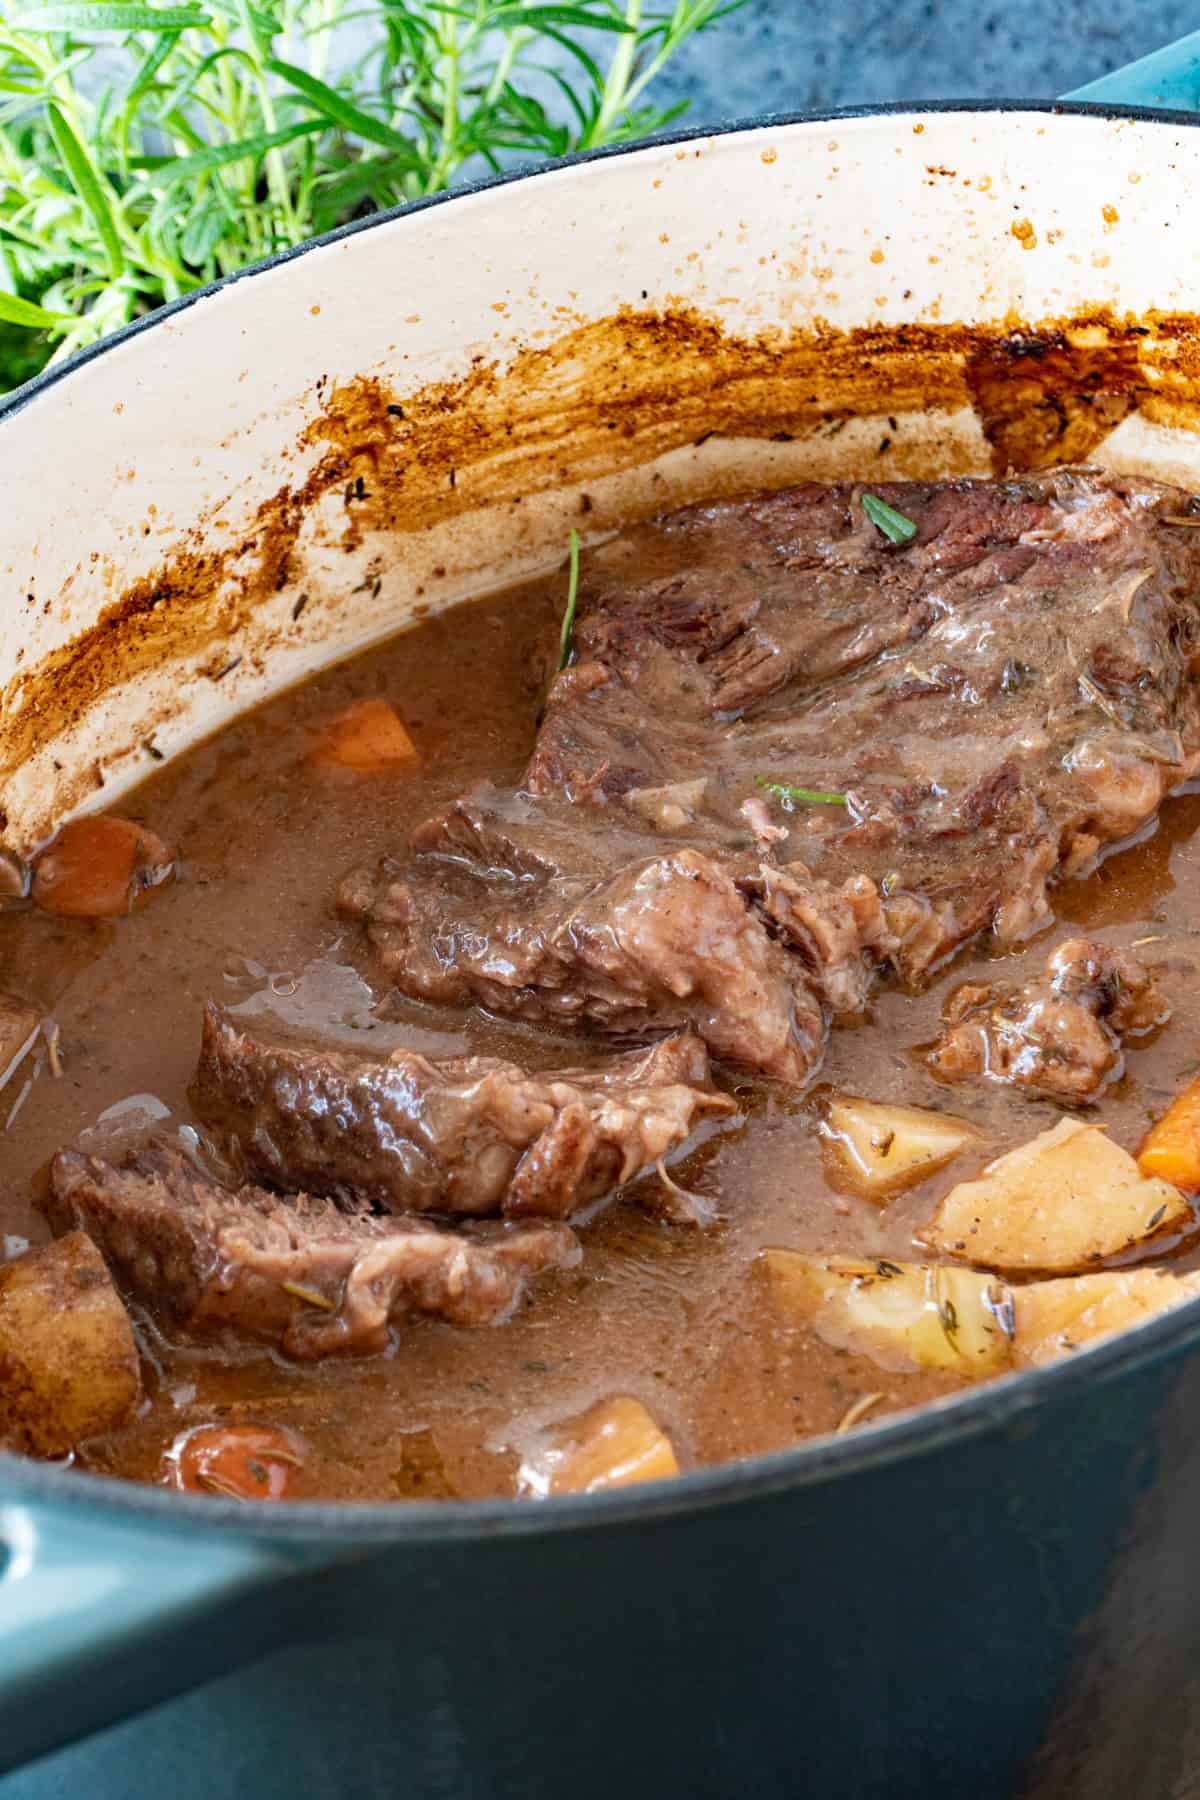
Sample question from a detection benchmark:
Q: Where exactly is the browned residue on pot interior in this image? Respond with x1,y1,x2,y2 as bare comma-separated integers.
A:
6,303,1200,826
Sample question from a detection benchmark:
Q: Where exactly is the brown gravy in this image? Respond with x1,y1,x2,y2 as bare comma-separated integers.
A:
5,573,1200,1502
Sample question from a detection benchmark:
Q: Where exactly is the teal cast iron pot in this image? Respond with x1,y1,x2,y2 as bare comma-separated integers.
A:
4,40,1200,1794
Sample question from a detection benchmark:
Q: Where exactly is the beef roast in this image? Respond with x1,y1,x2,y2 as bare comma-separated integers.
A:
43,1141,579,1359
193,1002,734,1219
341,834,826,1083
341,470,1200,1085
927,937,1169,1103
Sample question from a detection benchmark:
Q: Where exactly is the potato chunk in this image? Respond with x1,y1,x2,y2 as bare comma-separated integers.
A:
1012,1269,1200,1367
520,1396,679,1496
819,1096,979,1201
0,1234,142,1456
922,1116,1188,1273
763,1250,1013,1375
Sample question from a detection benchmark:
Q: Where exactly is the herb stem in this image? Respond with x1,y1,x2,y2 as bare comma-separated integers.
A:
862,492,918,545
556,527,581,674
756,777,848,808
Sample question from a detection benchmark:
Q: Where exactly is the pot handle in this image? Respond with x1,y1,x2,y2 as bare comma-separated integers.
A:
0,1493,310,1772
1064,33,1200,107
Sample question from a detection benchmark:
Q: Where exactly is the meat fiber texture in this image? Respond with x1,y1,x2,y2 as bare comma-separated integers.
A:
344,470,1200,1088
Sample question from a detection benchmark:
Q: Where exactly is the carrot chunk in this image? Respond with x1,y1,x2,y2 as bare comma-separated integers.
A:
166,1423,305,1501
1139,1073,1200,1191
308,698,418,773
31,816,173,918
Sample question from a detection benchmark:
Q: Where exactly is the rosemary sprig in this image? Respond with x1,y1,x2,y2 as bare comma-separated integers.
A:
556,526,580,673
862,492,918,545
0,0,745,391
756,776,848,808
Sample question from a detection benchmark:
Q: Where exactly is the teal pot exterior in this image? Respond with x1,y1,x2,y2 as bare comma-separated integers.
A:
5,1301,1200,1796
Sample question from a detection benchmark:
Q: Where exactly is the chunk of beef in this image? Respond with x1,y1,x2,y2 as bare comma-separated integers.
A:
43,1141,579,1359
527,470,1200,980
342,470,1200,1088
0,994,38,1091
341,840,824,1085
193,1002,734,1220
927,937,1169,1103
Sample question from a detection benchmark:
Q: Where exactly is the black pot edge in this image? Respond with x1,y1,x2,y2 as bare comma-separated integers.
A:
5,94,1200,1544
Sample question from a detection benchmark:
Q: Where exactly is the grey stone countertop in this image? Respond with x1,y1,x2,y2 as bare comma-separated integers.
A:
651,1,1197,123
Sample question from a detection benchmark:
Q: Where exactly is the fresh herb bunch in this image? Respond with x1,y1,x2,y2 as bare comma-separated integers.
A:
0,0,741,390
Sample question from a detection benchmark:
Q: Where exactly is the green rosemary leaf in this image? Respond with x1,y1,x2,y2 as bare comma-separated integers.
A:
45,102,125,278
862,492,918,545
756,777,848,807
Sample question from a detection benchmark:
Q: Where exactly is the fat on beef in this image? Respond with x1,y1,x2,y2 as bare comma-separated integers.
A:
193,1002,734,1220
927,937,1169,1103
341,470,1200,1085
43,1141,579,1359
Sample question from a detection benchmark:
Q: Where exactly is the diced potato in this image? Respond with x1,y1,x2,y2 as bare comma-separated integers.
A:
521,1396,680,1496
31,815,173,918
0,1233,142,1456
308,698,418,773
819,1095,979,1201
1012,1269,1200,1367
764,1249,1013,1375
922,1116,1189,1273
1139,1073,1200,1191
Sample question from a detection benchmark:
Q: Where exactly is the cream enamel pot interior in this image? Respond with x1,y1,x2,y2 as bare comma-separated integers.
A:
7,93,1200,1800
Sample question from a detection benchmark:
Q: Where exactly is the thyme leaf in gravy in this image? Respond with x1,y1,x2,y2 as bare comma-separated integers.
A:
556,529,581,674
862,493,918,545
281,1280,336,1312
756,777,848,808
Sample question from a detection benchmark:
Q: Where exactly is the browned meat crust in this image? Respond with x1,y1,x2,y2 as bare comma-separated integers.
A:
343,470,1200,1086
43,1141,579,1359
193,1002,734,1220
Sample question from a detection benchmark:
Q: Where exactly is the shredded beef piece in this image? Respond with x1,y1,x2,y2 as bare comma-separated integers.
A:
927,937,1169,1103
194,1002,733,1220
43,1141,579,1359
341,470,1200,1086
341,837,825,1084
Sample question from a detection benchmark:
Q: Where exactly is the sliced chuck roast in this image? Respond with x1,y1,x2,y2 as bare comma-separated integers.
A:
340,470,1200,1086
193,1002,734,1219
43,1141,579,1359
927,937,1169,1103
341,835,829,1084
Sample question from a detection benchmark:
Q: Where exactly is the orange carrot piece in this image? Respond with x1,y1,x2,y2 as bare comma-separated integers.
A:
31,815,173,919
308,698,418,773
1138,1074,1200,1191
166,1423,305,1501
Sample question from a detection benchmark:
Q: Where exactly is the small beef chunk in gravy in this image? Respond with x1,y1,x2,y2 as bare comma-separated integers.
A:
44,1143,579,1358
194,1002,734,1219
929,937,1169,1102
341,826,826,1083
343,470,1200,1083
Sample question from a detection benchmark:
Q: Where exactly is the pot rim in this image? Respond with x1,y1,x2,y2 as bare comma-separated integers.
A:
4,93,1200,1541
